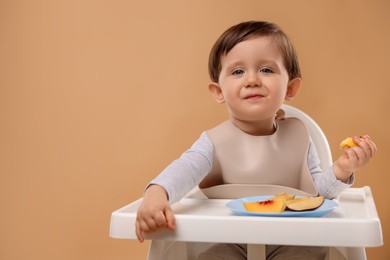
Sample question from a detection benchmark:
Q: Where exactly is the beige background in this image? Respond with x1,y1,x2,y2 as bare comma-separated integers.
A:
0,0,389,259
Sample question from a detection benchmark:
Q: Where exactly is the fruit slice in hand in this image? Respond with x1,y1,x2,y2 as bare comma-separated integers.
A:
244,199,286,213
286,196,324,211
339,137,357,149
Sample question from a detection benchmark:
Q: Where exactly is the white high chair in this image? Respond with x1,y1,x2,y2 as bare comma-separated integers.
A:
109,105,383,260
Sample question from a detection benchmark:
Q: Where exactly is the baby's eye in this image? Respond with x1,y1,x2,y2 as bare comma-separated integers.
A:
232,69,245,75
260,67,274,73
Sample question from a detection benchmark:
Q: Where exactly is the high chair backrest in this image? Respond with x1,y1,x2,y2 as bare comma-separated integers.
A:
281,104,332,171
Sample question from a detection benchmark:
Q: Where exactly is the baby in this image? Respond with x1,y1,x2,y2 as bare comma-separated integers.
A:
136,21,376,259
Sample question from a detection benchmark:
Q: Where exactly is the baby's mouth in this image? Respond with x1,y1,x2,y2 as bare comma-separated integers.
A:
244,94,265,100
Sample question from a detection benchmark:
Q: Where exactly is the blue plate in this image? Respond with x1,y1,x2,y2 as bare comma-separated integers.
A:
226,196,338,217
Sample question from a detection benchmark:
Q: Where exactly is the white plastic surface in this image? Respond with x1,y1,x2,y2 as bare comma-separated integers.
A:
281,104,332,172
110,186,383,248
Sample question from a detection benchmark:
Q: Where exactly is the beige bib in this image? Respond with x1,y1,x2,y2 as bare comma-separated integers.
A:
199,117,318,199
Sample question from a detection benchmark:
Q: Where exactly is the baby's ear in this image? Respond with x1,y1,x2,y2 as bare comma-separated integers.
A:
285,78,302,101
208,83,225,104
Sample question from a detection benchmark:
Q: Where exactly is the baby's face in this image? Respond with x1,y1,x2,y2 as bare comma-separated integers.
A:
217,36,291,125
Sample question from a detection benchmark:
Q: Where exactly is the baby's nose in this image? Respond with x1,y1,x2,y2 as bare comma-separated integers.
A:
245,72,261,87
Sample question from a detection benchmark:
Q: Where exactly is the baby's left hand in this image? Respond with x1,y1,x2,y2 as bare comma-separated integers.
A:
333,135,377,182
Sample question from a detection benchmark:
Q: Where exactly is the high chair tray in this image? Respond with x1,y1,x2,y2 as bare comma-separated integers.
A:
109,186,383,247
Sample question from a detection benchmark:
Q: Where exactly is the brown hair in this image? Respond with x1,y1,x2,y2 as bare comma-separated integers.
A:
208,21,301,82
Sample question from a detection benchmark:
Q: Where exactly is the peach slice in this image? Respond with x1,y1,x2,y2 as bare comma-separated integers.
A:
286,196,324,211
339,137,357,149
244,199,286,213
271,192,295,201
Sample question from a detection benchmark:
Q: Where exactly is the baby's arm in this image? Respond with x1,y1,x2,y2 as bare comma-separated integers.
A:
308,141,353,199
333,135,377,182
309,135,376,199
136,132,214,242
136,184,174,242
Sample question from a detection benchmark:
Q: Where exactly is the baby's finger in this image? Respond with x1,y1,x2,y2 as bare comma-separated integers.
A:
365,139,377,157
135,221,144,243
353,137,370,159
153,211,168,228
144,217,160,232
344,147,358,161
165,207,176,231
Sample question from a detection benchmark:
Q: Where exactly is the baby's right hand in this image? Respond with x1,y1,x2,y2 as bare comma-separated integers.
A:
135,185,175,242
